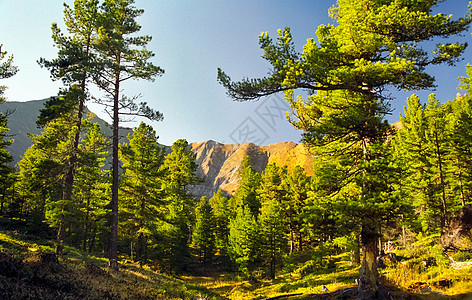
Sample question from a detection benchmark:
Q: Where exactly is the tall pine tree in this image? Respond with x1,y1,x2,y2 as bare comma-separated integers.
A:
93,0,164,269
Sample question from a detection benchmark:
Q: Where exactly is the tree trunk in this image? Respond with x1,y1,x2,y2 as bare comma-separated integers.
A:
88,225,97,253
434,131,447,229
298,230,303,252
83,202,90,252
290,229,294,253
458,164,465,207
108,72,120,270
358,223,378,299
56,67,88,256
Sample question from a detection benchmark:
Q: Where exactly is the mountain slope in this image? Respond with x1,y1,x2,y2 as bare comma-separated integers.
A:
189,140,313,198
1,99,133,164
1,99,314,199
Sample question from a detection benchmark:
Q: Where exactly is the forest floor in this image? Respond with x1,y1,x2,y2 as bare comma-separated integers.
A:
1,221,472,299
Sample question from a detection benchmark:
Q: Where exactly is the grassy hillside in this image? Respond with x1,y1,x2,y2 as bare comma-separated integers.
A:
2,218,472,300
0,218,220,300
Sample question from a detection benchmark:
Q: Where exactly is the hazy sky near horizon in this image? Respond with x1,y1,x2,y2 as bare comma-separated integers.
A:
0,0,471,146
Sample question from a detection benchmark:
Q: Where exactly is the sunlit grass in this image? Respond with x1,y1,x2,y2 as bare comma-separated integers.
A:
381,256,472,296
184,252,359,299
3,224,472,299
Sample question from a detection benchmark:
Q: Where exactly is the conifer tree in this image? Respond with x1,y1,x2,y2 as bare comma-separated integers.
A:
0,44,18,103
228,204,260,276
74,121,110,253
192,196,216,264
218,1,471,295
0,113,14,215
93,0,164,269
284,165,311,252
232,156,261,217
450,68,472,206
394,94,452,232
209,189,231,261
17,115,76,227
38,0,100,254
160,139,198,271
120,122,165,265
0,44,17,215
259,198,287,279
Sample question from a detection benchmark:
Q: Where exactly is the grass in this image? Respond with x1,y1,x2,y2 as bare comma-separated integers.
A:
381,257,472,296
183,253,359,299
0,226,222,300
2,222,472,299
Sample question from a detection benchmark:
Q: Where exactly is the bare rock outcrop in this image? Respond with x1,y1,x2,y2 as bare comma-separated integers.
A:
188,140,313,198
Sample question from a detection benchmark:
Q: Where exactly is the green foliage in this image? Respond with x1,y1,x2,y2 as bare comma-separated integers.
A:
158,138,198,272
259,198,287,278
283,165,311,252
453,251,472,262
393,87,472,232
0,113,14,215
218,1,472,291
192,197,216,264
120,122,165,264
209,189,230,257
0,44,18,103
232,156,261,217
91,0,165,267
0,44,17,216
73,121,109,252
218,1,471,101
228,204,260,276
17,115,76,226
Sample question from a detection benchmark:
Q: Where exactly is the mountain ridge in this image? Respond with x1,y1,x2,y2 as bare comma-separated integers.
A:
1,99,313,199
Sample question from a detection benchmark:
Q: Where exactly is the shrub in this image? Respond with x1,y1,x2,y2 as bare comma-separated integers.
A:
453,251,471,262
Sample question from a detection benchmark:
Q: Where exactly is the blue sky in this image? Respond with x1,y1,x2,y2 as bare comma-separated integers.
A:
0,0,471,146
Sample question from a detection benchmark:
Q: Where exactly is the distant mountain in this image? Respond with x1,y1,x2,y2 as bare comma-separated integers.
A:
0,98,133,165
188,140,313,198
1,99,314,199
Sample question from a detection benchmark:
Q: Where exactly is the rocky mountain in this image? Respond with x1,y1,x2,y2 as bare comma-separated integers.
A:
1,99,314,199
188,140,313,198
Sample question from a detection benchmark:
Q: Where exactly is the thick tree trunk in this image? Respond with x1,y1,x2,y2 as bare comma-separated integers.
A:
358,223,378,299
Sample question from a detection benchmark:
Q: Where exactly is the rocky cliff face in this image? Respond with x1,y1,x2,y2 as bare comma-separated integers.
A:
188,140,313,198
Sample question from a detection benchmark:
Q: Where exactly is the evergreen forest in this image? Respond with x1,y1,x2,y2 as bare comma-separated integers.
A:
2,0,472,299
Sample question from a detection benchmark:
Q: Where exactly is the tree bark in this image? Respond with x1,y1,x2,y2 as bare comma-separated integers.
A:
108,71,120,270
358,223,378,299
434,131,447,229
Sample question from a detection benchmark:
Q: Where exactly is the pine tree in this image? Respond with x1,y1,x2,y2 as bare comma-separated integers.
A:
0,44,18,102
120,122,165,265
0,44,17,215
209,189,230,262
0,113,14,215
93,0,164,269
232,156,261,217
38,0,100,254
228,204,260,276
217,1,471,295
259,198,287,279
394,94,452,232
74,121,110,253
160,139,198,272
283,165,311,252
17,116,75,227
192,197,216,264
